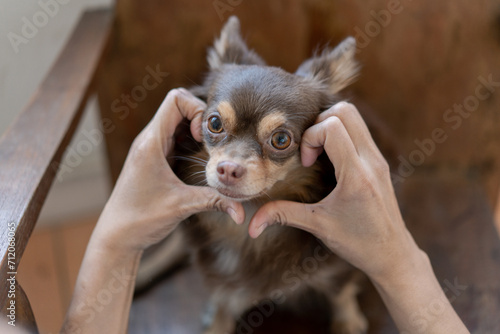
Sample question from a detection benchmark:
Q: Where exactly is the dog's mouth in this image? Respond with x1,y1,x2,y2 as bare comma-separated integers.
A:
216,187,263,201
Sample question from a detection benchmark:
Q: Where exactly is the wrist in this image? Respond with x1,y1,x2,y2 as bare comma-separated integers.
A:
368,246,469,333
91,200,148,253
369,245,442,314
369,242,432,288
89,224,144,259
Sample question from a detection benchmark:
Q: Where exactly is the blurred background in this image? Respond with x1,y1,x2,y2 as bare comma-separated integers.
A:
1,0,113,226
1,0,500,333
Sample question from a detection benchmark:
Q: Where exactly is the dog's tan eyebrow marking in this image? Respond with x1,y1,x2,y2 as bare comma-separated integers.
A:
258,112,287,139
217,101,237,131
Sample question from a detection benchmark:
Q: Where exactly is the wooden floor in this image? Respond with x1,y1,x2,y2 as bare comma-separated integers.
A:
17,217,98,334
18,187,500,334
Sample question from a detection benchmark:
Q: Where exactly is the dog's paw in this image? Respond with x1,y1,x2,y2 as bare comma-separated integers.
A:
201,302,216,329
202,302,236,334
203,324,233,334
332,311,368,334
203,330,231,334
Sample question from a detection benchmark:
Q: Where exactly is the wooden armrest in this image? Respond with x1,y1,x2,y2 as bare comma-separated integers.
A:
0,9,113,330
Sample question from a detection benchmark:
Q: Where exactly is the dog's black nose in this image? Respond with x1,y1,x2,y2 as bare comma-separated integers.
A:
217,161,246,185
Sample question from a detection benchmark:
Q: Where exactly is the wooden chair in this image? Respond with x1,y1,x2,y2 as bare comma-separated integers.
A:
0,9,113,332
2,1,500,333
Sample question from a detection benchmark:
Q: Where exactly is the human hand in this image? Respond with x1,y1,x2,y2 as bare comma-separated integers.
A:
94,89,244,251
249,102,424,281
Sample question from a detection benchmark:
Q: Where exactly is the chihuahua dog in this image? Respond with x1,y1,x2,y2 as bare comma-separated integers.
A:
137,16,367,334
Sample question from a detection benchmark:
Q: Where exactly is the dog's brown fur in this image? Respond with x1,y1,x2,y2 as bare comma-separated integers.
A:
139,16,367,334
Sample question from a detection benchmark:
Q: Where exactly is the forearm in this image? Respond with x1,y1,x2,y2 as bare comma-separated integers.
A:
61,226,142,333
370,249,469,334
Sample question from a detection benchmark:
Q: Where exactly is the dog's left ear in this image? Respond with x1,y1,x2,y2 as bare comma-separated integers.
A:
208,16,265,69
295,37,359,95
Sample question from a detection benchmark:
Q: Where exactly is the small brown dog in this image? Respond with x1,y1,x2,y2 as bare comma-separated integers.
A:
138,16,367,334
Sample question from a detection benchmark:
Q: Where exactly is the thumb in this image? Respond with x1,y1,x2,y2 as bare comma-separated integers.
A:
184,185,246,224
190,109,203,142
249,200,316,238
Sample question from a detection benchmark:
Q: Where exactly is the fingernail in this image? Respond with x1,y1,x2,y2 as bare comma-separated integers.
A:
227,207,240,224
254,223,268,238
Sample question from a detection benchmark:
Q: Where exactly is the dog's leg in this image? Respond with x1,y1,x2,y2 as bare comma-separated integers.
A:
203,290,253,334
329,279,368,334
203,304,235,334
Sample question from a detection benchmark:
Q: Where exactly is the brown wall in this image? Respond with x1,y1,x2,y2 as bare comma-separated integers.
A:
97,0,500,204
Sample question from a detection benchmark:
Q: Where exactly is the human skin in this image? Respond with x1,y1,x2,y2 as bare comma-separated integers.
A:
61,89,244,333
248,102,469,334
61,91,468,334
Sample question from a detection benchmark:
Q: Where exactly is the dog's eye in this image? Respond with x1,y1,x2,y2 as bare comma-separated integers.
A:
271,132,291,150
208,116,224,133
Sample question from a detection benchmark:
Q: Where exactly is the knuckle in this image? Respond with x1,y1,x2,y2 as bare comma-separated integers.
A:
129,133,152,160
269,206,287,226
168,88,183,100
353,176,378,199
334,101,355,113
373,157,390,176
341,168,377,197
323,116,343,132
165,88,183,107
206,195,224,212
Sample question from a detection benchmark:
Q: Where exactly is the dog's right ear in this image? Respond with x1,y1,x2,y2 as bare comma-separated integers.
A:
208,16,265,69
295,37,359,95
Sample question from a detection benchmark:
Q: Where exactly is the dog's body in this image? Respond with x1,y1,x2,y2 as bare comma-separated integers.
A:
138,17,368,334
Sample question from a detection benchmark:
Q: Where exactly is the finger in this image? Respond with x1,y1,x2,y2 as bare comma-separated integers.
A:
152,88,206,153
300,116,362,183
190,111,203,142
317,102,383,160
179,185,246,225
249,200,319,238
